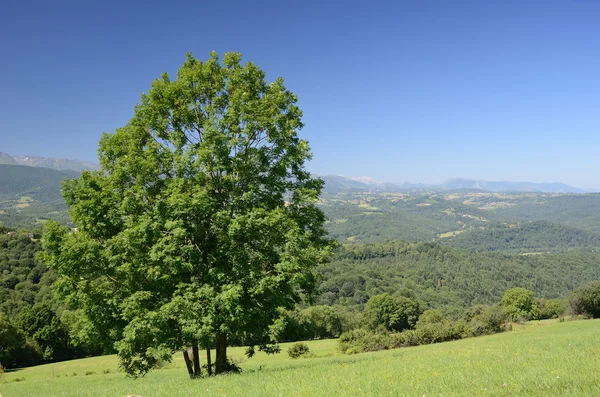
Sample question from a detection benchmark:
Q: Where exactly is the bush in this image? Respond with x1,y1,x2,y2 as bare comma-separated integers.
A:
570,281,600,318
413,310,467,345
338,328,400,354
338,314,471,355
468,305,507,336
287,343,312,359
537,298,568,319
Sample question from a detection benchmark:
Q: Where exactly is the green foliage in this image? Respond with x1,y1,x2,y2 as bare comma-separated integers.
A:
466,305,507,336
536,298,568,319
338,301,510,355
287,342,311,359
337,328,402,354
0,313,27,368
446,220,600,253
363,293,421,332
17,303,72,362
277,305,359,342
43,52,333,377
570,281,600,318
320,241,600,314
501,288,540,322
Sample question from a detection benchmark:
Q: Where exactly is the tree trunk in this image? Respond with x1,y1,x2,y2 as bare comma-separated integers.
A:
215,333,227,374
183,350,194,379
192,344,201,377
206,345,213,376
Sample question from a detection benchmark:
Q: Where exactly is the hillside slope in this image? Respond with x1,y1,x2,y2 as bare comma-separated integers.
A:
443,220,600,252
0,164,74,228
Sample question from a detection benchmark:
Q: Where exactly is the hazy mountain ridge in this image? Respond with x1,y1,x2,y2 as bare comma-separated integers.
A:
0,152,99,172
320,175,588,194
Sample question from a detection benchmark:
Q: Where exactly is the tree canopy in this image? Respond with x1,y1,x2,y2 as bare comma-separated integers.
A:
500,287,540,321
43,51,332,377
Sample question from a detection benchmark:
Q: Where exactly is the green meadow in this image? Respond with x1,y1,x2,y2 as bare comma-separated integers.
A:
2,319,599,397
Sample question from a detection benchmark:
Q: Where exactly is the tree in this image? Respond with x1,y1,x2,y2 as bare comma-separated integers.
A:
500,288,540,322
16,303,71,362
570,281,600,318
363,293,421,332
43,52,332,377
0,313,26,368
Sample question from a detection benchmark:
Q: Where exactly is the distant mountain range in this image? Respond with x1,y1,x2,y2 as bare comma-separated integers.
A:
0,152,99,173
0,151,592,194
320,175,590,194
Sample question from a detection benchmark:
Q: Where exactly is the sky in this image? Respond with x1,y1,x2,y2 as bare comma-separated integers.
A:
1,0,599,187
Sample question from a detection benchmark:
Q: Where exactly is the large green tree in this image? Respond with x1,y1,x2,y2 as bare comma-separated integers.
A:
43,52,332,377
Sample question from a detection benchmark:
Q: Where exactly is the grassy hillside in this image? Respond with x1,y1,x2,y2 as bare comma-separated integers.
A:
2,319,599,396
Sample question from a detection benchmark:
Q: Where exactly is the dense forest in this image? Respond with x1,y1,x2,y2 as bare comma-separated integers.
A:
3,226,599,368
0,231,100,368
319,241,600,317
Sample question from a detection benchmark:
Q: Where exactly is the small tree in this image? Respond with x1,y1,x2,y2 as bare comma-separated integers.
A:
43,52,333,377
570,281,600,318
364,293,421,332
501,288,540,322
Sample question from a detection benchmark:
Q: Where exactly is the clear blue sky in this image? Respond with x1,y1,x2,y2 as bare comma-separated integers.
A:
1,0,599,187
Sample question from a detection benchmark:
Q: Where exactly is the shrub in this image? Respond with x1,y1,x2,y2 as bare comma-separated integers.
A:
338,328,398,354
570,281,600,318
413,310,467,345
287,343,312,359
537,298,568,319
468,305,507,336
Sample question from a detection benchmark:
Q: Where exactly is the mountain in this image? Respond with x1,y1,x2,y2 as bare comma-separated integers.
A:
319,175,372,194
0,164,74,203
320,175,586,194
0,152,99,173
0,152,18,165
439,178,586,194
349,176,382,185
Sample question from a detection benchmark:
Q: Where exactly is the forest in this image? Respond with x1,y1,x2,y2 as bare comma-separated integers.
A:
3,225,599,369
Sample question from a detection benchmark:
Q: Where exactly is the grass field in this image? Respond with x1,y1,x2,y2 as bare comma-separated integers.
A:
1,319,599,396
